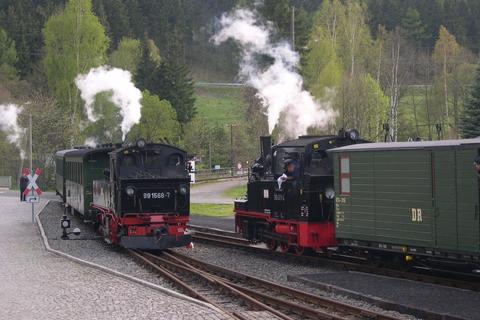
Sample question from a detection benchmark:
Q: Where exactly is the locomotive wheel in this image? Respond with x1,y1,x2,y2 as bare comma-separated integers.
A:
294,246,305,256
265,239,278,251
279,242,289,253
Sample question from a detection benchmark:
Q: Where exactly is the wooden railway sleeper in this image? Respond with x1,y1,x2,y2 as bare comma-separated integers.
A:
165,250,402,320
128,250,244,320
140,251,294,320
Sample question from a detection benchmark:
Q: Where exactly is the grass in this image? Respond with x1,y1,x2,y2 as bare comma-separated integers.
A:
190,203,234,217
194,86,247,126
397,86,440,141
223,184,247,199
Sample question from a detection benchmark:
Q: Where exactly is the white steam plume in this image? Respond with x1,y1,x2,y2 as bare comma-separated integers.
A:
75,66,142,140
0,104,25,158
84,137,98,148
212,8,336,138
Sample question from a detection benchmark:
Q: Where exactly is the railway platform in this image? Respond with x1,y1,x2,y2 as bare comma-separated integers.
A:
0,192,230,320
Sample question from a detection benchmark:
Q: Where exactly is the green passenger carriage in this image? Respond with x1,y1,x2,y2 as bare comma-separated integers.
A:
55,147,113,219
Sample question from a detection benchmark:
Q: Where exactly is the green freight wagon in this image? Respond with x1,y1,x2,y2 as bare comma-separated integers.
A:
329,138,480,267
62,147,113,219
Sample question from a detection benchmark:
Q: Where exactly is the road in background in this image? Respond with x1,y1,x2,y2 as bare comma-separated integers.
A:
191,178,246,204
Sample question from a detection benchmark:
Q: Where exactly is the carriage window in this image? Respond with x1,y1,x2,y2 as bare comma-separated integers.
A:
167,153,183,167
340,156,351,195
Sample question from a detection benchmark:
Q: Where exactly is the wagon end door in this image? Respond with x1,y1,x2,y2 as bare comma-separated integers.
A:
456,148,480,253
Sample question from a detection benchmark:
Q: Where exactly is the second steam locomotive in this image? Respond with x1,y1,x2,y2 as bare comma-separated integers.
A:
234,129,364,255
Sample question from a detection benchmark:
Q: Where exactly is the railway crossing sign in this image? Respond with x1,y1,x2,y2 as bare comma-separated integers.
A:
26,196,40,203
22,168,43,197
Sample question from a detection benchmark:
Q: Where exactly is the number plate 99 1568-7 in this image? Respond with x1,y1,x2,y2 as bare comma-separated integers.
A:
142,192,172,199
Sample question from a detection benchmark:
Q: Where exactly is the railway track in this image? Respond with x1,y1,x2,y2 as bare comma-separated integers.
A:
190,225,250,246
188,225,480,292
128,249,402,320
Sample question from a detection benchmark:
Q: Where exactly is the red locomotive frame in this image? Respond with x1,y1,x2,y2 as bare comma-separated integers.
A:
235,209,336,255
92,203,189,246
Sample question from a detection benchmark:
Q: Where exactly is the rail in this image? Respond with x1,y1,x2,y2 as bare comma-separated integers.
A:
188,225,480,292
129,249,401,320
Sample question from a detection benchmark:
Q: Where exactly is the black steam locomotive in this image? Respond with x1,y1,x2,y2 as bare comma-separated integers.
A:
56,139,191,250
234,130,364,254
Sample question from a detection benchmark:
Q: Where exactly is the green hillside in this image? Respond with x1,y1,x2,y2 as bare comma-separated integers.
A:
194,85,247,126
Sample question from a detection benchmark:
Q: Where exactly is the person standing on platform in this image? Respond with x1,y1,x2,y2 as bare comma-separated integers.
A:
19,175,28,201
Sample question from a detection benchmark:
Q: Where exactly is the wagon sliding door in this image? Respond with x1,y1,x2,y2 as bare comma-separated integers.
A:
433,150,458,250
456,149,480,252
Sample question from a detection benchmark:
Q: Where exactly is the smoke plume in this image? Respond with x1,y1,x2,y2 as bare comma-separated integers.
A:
0,104,25,158
84,137,98,148
212,8,335,138
75,66,142,140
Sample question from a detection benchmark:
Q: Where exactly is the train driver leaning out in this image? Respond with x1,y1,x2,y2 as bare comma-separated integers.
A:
475,156,480,178
279,158,301,189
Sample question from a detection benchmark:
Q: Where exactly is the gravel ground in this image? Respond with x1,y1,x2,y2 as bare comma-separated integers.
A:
175,242,425,320
189,215,235,231
298,272,480,320
39,201,176,291
186,215,479,318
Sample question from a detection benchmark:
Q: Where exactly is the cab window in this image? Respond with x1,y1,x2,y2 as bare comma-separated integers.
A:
167,153,183,167
145,151,162,167
273,147,302,175
308,150,329,174
122,154,136,167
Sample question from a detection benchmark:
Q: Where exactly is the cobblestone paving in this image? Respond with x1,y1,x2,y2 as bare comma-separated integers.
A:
0,194,231,320
40,201,176,291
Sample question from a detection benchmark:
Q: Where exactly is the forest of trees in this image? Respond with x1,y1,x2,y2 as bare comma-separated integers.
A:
1,0,480,188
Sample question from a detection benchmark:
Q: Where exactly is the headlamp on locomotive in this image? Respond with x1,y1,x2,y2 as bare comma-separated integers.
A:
234,129,364,254
92,141,191,250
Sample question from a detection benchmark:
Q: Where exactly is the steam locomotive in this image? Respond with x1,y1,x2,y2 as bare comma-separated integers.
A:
234,129,364,255
55,139,191,250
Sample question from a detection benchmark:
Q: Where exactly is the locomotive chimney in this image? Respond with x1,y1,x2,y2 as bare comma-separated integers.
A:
260,136,272,159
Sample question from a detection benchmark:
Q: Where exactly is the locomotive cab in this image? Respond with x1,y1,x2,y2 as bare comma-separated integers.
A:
235,130,365,254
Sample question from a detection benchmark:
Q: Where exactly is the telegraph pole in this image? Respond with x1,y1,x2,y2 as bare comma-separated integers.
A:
208,140,212,169
291,6,295,50
230,124,234,176
29,113,34,224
